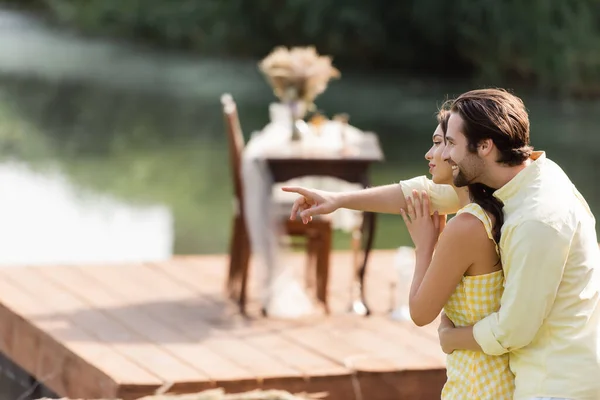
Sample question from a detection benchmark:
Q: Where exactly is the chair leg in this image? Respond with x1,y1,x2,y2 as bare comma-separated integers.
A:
237,225,251,315
351,226,362,274
227,217,243,299
305,232,318,291
349,226,362,303
316,227,332,314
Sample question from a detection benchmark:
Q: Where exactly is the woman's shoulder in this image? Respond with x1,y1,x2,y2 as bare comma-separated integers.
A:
431,209,492,270
441,206,493,245
456,202,487,219
455,203,495,242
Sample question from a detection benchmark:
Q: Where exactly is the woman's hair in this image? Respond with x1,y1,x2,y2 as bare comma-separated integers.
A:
436,109,504,244
468,183,504,244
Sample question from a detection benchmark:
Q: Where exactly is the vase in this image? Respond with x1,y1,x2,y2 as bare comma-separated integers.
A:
289,100,308,141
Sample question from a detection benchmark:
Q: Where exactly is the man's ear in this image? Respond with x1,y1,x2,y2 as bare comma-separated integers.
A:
478,138,494,157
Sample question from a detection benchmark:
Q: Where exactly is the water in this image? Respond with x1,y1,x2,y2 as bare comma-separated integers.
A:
0,351,56,400
0,8,599,265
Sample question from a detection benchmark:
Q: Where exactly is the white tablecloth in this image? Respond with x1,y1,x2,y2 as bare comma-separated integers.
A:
241,106,365,317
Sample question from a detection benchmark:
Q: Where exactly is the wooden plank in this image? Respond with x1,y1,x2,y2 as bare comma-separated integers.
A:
144,257,278,318
360,316,446,365
0,250,446,400
150,257,420,374
314,316,442,371
278,323,395,372
243,332,348,377
74,262,311,382
62,263,258,383
0,267,205,385
326,250,398,315
0,273,160,399
141,260,352,379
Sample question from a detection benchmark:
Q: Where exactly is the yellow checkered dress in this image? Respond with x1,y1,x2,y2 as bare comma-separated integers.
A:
441,203,515,399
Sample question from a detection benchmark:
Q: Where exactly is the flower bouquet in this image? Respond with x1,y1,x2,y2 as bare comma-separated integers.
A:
259,46,340,141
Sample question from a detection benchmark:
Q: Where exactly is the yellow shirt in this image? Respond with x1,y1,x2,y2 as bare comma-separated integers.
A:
399,175,461,215
400,152,600,400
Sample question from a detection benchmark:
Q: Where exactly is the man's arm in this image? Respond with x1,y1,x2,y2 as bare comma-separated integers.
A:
441,220,572,355
439,323,481,354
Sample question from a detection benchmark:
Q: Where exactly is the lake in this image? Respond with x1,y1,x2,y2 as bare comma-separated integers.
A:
0,8,599,265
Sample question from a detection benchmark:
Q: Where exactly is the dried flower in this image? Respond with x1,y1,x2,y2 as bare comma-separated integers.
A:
259,46,340,105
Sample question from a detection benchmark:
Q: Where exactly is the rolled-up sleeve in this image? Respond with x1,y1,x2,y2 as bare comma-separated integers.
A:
473,220,572,355
399,176,460,215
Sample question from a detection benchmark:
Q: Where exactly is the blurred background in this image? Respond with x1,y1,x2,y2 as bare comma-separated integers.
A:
0,0,599,264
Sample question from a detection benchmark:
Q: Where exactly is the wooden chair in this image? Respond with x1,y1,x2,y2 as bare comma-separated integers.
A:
221,93,333,315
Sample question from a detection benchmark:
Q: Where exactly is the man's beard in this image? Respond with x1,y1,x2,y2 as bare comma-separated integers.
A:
453,168,471,187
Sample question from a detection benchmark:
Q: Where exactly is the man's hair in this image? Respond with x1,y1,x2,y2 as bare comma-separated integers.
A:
435,99,505,244
443,88,533,166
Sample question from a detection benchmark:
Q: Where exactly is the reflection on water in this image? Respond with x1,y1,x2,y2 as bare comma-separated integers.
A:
0,162,172,266
0,8,599,265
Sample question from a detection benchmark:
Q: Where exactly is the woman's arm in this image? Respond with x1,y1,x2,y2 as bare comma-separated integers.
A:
400,190,492,327
283,176,460,223
409,212,487,326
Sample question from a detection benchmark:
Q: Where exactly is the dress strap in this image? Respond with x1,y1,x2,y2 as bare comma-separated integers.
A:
456,203,499,255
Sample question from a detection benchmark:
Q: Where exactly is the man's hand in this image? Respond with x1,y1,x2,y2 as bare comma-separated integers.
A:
281,186,340,224
438,313,456,354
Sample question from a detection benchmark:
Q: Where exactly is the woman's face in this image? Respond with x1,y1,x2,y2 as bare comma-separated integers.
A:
425,124,453,185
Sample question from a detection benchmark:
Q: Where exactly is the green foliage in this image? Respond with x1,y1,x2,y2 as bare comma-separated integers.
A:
450,0,600,96
19,0,600,95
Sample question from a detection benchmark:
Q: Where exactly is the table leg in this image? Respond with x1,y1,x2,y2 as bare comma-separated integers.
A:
349,211,376,316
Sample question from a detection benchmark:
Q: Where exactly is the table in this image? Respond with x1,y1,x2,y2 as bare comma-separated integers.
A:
265,132,384,315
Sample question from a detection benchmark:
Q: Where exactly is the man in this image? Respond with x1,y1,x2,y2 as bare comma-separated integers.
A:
283,88,600,400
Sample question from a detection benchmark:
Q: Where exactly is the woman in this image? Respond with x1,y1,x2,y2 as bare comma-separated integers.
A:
399,110,515,399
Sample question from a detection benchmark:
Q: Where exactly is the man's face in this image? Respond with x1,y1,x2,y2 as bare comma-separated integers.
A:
441,113,485,187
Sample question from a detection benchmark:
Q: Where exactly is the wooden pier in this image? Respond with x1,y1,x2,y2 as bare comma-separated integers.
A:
0,250,446,400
